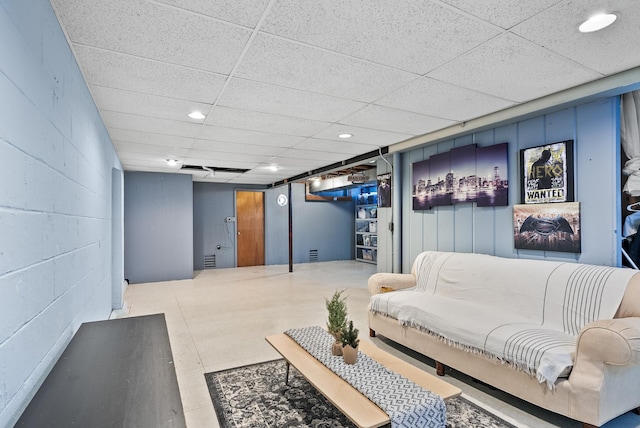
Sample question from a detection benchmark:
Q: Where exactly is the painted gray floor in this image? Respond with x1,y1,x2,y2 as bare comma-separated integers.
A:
123,261,640,428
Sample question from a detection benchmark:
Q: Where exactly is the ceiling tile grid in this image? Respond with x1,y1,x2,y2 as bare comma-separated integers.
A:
51,0,251,73
511,0,640,76
204,106,331,137
101,111,203,138
260,0,502,74
426,32,603,103
49,0,640,185
234,33,420,103
75,45,227,103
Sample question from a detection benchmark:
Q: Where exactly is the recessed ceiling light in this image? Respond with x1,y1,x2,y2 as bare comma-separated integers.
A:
188,111,206,120
338,133,353,139
579,13,617,33
268,165,279,172
166,159,179,166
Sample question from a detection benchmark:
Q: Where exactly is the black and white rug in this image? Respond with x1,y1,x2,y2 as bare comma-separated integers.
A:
205,359,518,428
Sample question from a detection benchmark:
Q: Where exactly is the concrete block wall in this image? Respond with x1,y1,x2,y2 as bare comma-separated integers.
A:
0,1,122,425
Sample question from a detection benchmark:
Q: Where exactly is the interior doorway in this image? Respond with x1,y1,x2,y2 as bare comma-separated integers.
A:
236,190,265,267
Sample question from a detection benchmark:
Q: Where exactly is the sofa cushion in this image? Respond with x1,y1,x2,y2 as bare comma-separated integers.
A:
371,291,574,385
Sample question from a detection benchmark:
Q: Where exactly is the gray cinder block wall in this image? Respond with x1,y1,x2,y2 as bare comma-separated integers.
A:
0,1,123,425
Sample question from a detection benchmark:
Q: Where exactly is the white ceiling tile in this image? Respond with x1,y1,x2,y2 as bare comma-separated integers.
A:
428,33,602,103
101,111,203,138
311,124,412,146
206,106,331,136
186,149,270,164
182,157,260,169
153,0,271,27
277,148,347,162
218,78,367,122
122,164,179,173
74,45,226,103
198,125,305,147
108,128,195,148
192,177,237,184
242,168,291,178
114,141,190,157
439,0,563,29
236,33,418,102
512,0,640,75
294,138,378,155
268,156,330,169
118,155,181,169
340,105,457,135
91,86,212,122
193,140,285,157
261,0,501,74
52,0,251,73
376,77,515,122
49,0,640,184
183,169,240,181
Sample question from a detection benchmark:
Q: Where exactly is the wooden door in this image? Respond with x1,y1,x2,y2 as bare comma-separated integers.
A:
236,191,265,267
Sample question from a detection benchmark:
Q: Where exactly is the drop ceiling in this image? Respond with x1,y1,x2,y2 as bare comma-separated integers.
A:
50,0,640,185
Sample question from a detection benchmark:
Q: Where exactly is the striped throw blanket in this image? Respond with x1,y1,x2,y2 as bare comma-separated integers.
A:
370,251,635,387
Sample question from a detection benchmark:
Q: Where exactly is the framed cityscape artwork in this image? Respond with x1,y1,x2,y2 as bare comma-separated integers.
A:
412,142,508,210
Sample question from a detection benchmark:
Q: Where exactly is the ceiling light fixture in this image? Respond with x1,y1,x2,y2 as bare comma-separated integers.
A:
188,111,206,120
579,13,617,33
166,159,179,166
268,165,279,172
338,133,353,139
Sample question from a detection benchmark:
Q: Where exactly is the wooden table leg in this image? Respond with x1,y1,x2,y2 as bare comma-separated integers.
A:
285,361,290,385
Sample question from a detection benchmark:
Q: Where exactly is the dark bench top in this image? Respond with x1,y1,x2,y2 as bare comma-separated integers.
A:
16,313,185,427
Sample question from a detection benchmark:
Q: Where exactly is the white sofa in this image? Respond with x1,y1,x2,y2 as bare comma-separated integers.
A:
368,251,640,428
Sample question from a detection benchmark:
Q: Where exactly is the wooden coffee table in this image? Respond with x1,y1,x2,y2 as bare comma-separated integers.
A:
265,333,461,428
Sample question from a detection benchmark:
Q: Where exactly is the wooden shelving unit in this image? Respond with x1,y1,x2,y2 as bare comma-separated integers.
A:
355,188,377,264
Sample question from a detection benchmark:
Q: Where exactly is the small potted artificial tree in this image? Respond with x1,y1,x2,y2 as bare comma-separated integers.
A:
341,320,360,364
326,290,348,356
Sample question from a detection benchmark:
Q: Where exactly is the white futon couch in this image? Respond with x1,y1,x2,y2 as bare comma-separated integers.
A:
368,251,640,428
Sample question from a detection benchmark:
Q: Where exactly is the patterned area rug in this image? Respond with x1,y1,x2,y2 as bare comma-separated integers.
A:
205,359,518,428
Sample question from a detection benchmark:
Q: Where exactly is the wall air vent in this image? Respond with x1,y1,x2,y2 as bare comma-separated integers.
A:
309,249,319,263
181,165,250,174
204,255,216,269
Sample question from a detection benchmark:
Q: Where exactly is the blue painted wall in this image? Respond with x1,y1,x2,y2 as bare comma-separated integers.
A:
0,1,123,425
290,183,355,263
193,182,354,268
393,98,621,273
193,182,264,269
124,172,194,283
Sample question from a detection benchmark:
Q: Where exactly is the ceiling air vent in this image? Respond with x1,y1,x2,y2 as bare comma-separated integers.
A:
181,165,250,174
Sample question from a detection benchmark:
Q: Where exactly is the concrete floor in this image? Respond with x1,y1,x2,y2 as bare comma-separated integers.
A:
122,261,640,428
